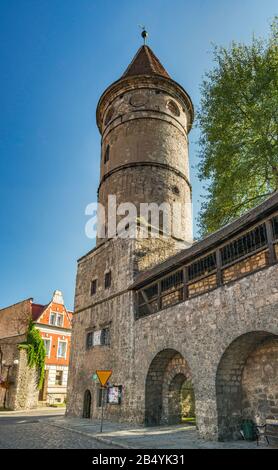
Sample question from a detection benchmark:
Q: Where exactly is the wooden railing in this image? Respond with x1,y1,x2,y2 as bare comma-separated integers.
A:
136,214,278,319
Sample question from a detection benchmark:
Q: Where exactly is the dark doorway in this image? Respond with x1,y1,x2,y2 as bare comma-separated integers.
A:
83,389,92,418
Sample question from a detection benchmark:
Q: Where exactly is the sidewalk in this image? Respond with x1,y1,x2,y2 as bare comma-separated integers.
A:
0,407,65,417
45,416,268,449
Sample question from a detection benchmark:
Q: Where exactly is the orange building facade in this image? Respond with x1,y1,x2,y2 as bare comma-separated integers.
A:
32,290,73,404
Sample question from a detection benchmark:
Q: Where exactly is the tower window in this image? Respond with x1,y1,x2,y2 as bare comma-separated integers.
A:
105,271,111,289
90,279,97,296
104,145,110,163
101,327,110,346
167,100,180,117
172,185,180,195
86,331,93,350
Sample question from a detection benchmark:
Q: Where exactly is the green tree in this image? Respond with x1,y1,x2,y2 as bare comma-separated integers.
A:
18,320,46,390
197,18,278,236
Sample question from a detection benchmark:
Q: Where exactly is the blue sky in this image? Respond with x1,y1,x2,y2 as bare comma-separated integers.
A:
0,0,277,310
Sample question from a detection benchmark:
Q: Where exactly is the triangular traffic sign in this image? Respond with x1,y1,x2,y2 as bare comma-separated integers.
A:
96,370,112,387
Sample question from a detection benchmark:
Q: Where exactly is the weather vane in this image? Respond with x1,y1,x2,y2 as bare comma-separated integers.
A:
139,25,148,45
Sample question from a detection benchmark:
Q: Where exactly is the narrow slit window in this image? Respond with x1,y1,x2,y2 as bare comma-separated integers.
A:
105,271,111,289
91,279,97,296
104,145,110,163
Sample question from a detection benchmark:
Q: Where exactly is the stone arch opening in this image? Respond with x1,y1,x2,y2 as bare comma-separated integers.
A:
82,389,92,419
216,331,278,441
145,348,195,426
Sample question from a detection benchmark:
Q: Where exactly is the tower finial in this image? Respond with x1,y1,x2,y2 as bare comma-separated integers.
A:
139,25,148,45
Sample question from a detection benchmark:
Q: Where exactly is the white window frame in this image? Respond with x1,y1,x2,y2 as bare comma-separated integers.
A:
49,312,56,326
42,337,52,358
49,311,64,327
56,313,63,327
57,339,67,359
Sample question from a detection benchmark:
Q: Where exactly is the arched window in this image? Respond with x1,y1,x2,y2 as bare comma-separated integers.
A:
104,145,110,163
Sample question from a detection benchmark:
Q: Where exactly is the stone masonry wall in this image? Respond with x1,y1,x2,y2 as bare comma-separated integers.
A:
0,299,31,339
67,254,278,440
96,76,193,247
0,337,38,410
242,337,278,420
132,264,278,440
67,233,182,422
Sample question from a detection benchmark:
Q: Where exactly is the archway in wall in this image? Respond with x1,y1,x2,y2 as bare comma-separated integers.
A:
216,331,278,441
167,374,195,425
82,389,92,419
145,349,195,426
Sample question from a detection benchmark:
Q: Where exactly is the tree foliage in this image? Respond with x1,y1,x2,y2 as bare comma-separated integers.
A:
18,320,46,390
197,18,278,236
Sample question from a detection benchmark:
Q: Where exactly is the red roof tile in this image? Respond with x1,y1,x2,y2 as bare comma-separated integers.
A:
122,45,170,79
31,303,46,321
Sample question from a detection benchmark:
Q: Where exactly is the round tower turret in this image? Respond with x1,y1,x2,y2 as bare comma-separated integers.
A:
96,45,194,245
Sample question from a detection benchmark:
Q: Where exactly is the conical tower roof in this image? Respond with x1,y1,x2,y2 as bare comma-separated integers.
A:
122,45,170,79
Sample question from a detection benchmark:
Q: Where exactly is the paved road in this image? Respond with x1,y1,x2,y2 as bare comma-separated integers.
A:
0,413,113,449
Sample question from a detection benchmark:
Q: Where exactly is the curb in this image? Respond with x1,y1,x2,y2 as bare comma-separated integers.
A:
44,421,136,449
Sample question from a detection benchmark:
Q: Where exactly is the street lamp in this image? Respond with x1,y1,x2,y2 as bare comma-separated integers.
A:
1,359,19,409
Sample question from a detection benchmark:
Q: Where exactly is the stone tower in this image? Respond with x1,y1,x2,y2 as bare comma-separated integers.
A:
66,43,194,422
96,44,194,246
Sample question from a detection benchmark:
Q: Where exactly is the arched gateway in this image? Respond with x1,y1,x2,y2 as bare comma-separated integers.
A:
145,349,195,426
216,331,278,440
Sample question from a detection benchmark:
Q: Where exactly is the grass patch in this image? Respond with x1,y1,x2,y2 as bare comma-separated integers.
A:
182,417,196,425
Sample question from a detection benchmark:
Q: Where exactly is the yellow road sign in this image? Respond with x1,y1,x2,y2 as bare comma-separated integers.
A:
96,370,112,387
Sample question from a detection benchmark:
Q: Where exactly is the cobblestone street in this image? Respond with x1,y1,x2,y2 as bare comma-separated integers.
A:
0,409,275,449
0,411,114,449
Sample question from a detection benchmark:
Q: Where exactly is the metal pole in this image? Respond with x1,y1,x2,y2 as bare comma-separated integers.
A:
100,386,105,433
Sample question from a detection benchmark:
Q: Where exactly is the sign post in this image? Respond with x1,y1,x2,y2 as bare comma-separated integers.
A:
96,370,112,433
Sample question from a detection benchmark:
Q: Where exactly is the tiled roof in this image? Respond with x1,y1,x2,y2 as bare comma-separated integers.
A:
31,303,46,321
132,191,278,288
122,45,170,79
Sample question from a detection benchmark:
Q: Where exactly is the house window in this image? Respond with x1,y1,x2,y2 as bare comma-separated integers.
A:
86,331,93,350
105,271,111,289
55,370,63,386
104,145,110,163
43,338,51,357
57,340,67,358
49,312,63,327
91,279,97,296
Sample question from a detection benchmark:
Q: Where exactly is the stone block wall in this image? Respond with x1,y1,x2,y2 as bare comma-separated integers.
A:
133,264,278,440
0,299,31,339
242,337,278,420
13,348,39,410
0,337,38,410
